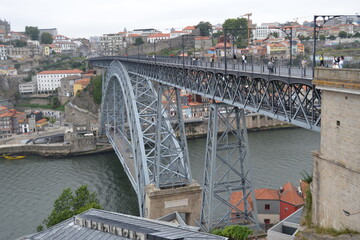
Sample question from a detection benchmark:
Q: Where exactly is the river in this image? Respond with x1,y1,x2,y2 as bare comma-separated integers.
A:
0,127,320,239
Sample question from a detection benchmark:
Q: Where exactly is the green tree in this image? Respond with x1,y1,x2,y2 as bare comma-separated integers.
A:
319,34,326,41
49,117,56,126
271,32,279,38
353,32,360,38
14,40,27,47
211,225,253,240
41,185,101,229
222,18,248,48
25,26,40,40
134,37,144,46
328,35,336,40
196,21,212,37
51,96,61,109
338,31,347,39
40,32,53,44
92,75,102,104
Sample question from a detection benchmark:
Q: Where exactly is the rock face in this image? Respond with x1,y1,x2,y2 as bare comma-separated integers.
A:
71,90,99,115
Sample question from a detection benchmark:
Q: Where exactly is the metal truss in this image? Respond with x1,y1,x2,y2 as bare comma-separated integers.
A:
102,59,321,131
99,60,191,216
200,103,258,232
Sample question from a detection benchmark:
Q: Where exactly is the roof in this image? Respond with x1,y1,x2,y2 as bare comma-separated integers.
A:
183,26,195,30
75,78,90,87
148,33,170,38
255,188,279,200
195,36,211,40
36,118,48,123
280,182,304,206
0,112,15,118
25,209,226,240
38,69,84,75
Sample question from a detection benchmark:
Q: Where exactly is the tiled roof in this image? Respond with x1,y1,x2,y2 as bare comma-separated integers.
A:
38,69,84,75
148,33,170,38
255,188,280,200
36,118,48,123
75,78,90,87
0,112,15,118
195,36,210,40
280,182,304,206
183,26,195,30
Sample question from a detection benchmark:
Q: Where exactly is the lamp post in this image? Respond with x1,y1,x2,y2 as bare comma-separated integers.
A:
153,40,157,64
312,15,341,76
275,26,293,75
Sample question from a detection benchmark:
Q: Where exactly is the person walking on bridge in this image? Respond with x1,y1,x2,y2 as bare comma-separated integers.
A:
319,54,324,67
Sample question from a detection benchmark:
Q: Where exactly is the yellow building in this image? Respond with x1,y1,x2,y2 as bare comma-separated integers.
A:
44,46,50,56
73,78,90,96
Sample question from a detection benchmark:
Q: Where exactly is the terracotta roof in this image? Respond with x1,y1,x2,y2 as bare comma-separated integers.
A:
0,106,7,110
183,26,195,30
75,78,90,87
38,69,84,75
280,182,304,206
148,33,170,38
127,34,141,37
255,188,279,200
188,102,203,106
229,191,253,212
182,105,190,109
195,36,210,40
37,118,48,123
0,112,15,118
214,42,233,49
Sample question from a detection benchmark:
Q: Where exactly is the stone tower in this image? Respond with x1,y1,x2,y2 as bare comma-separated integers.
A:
312,68,360,231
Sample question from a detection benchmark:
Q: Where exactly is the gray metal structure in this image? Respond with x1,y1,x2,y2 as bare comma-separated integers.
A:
200,104,258,231
99,60,191,216
89,55,321,231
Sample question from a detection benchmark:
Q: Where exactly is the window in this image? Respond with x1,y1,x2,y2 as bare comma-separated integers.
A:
265,204,270,210
264,219,270,224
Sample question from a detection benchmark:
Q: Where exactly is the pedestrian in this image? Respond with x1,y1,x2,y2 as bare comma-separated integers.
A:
332,56,338,68
339,56,344,69
233,54,237,63
267,60,274,73
242,54,247,64
301,58,307,68
319,54,324,67
210,54,215,67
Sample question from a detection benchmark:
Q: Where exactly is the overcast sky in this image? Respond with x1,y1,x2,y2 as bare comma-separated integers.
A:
1,0,359,38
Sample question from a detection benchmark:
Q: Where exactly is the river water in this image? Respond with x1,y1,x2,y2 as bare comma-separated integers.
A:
0,128,320,239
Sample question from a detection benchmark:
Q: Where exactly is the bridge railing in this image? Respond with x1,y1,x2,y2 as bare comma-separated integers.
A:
93,55,313,79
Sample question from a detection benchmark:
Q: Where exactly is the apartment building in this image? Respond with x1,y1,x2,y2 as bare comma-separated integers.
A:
36,69,83,93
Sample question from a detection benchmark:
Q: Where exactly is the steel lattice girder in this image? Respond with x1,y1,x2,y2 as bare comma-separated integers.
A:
114,61,321,131
199,103,259,232
100,61,192,216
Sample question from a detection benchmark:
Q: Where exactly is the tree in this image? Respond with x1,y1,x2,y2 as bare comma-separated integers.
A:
211,225,253,240
51,96,61,109
338,31,347,39
49,117,56,126
40,185,102,229
271,32,279,38
222,18,248,48
134,37,144,46
40,32,53,44
353,32,360,38
14,40,27,47
25,26,39,40
196,21,212,37
319,34,326,41
328,35,336,40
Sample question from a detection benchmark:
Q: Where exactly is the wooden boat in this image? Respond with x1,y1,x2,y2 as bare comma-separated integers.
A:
1,154,26,160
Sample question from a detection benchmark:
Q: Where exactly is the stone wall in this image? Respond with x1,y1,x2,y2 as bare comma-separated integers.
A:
65,102,98,126
311,68,360,231
184,113,287,138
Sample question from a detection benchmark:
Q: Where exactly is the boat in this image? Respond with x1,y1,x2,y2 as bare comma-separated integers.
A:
1,154,26,160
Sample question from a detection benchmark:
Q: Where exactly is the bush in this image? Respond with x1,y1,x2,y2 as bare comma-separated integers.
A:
211,225,253,240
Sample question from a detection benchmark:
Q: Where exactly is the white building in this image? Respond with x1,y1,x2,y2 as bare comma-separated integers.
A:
0,44,7,60
100,33,127,55
36,69,83,93
147,33,170,43
19,81,37,94
252,26,282,40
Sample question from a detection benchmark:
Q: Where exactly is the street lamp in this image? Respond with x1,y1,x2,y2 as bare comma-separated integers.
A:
274,26,293,75
312,15,341,76
153,40,157,64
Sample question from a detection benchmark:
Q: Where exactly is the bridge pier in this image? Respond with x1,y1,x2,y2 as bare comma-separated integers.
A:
144,182,202,226
312,68,360,231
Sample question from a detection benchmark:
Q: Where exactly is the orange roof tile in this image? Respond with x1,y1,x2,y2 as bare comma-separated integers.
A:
38,69,84,75
182,106,190,109
188,102,202,106
127,34,141,37
75,78,90,87
0,106,7,110
37,118,48,123
148,33,170,38
280,182,304,206
183,26,195,30
229,191,253,212
255,188,280,200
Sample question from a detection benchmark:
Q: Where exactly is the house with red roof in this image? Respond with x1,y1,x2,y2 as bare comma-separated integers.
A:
182,26,196,34
229,182,304,226
147,33,170,43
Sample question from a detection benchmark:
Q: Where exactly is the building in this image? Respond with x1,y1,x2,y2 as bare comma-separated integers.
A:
0,19,11,35
36,69,84,93
0,108,26,138
252,26,281,40
267,208,303,240
0,44,7,60
73,78,90,96
6,46,31,59
147,33,170,43
182,26,196,34
100,33,127,55
38,28,58,37
23,209,226,240
230,182,304,226
194,36,212,51
19,81,37,94
129,28,161,36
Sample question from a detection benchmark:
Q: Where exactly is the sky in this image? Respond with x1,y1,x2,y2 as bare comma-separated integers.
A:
1,0,359,38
